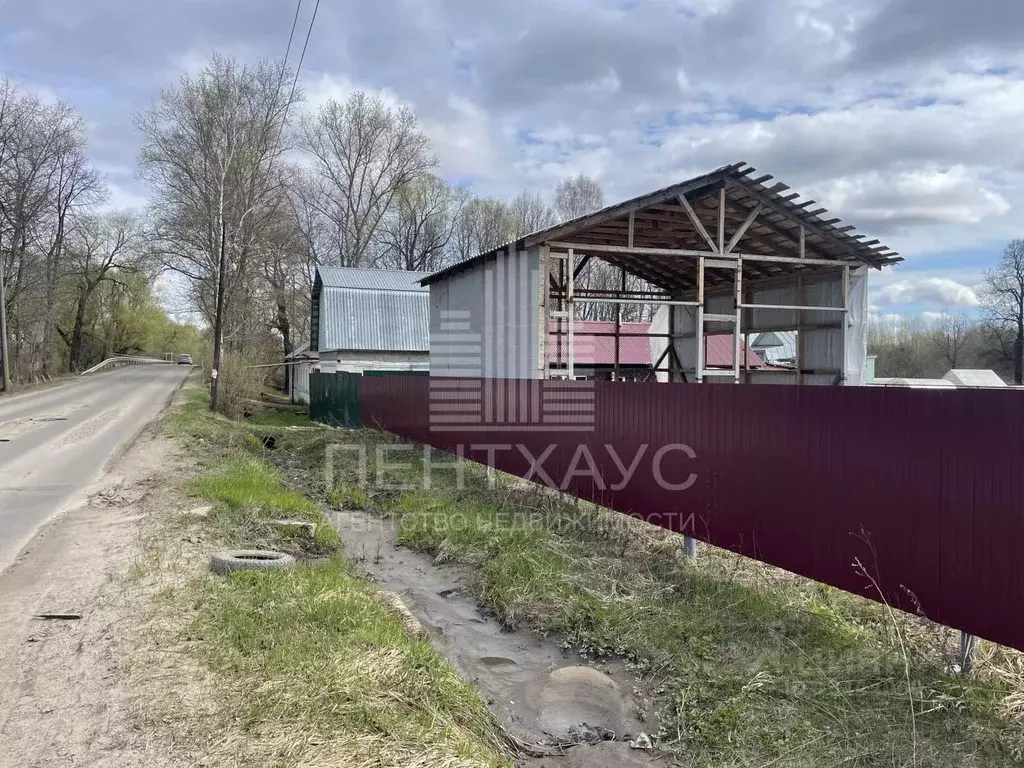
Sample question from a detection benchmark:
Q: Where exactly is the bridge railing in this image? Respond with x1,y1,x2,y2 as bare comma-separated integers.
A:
79,356,176,376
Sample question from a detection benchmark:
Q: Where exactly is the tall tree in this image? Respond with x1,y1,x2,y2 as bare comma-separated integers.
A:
63,212,146,370
508,190,555,238
379,175,468,271
554,174,604,220
137,53,299,411
301,92,435,267
0,82,103,383
450,197,515,261
930,312,976,371
981,239,1024,384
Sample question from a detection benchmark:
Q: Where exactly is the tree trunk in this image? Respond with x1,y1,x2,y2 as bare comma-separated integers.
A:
41,219,65,377
210,215,228,412
69,294,88,372
1015,313,1023,386
276,295,292,395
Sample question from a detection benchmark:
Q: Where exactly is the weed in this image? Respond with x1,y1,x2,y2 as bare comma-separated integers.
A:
189,558,511,767
186,456,318,519
159,385,512,766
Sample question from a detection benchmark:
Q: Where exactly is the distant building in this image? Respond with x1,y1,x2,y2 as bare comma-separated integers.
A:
310,267,431,375
943,369,1006,388
548,320,769,381
286,343,318,405
870,368,1007,389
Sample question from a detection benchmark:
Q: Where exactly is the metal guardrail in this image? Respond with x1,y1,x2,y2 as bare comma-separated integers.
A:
79,356,176,376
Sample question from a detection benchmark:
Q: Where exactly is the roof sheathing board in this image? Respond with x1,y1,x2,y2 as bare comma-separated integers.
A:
421,162,901,287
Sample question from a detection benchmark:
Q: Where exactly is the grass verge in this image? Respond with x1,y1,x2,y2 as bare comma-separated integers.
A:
160,385,512,767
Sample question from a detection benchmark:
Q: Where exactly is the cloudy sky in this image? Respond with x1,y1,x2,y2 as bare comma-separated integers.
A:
2,0,1022,316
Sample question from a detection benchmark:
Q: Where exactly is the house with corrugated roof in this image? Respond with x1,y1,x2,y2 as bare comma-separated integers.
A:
309,266,431,375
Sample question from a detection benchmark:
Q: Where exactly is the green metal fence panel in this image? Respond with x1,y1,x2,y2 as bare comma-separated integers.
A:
308,371,362,427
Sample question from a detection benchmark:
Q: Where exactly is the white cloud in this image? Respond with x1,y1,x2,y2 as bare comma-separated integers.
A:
5,0,1024,312
874,277,981,308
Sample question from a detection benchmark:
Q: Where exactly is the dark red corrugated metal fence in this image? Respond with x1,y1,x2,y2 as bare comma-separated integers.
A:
362,375,1024,651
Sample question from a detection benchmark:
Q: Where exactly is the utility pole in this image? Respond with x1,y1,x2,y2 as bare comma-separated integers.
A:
0,260,10,393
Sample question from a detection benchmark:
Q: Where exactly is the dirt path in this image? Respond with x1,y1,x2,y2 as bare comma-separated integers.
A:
0,426,192,768
328,508,661,768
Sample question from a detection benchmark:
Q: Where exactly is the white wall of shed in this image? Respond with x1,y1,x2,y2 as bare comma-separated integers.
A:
659,266,868,385
291,360,312,404
317,350,429,374
429,245,541,378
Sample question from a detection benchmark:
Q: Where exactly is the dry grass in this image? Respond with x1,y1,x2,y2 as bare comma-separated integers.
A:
138,385,514,768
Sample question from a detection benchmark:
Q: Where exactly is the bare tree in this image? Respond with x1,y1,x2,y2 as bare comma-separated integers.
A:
302,92,435,267
0,83,104,384
554,174,604,221
981,239,1024,384
379,175,468,271
450,197,516,261
508,190,555,238
137,53,299,411
930,312,976,371
63,212,146,370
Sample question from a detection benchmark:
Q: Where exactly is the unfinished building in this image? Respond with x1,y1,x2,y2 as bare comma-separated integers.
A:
422,163,901,385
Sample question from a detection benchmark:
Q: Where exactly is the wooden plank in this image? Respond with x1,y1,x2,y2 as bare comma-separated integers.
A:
627,211,635,248
705,313,737,323
726,179,884,267
529,171,727,247
572,254,593,279
548,241,851,268
678,194,719,252
739,302,846,312
726,203,763,254
718,187,727,253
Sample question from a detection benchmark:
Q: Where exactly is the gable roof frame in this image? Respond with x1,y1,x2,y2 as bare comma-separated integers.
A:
421,162,901,290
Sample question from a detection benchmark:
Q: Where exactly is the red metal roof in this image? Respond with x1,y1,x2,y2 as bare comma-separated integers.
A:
548,320,765,368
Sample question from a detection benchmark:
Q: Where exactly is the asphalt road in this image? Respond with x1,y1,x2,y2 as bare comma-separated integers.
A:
0,365,190,571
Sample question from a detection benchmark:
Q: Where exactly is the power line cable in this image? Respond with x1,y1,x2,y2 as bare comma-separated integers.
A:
289,0,321,102
283,0,304,66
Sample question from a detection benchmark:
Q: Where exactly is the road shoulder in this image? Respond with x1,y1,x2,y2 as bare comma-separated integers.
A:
0,423,197,768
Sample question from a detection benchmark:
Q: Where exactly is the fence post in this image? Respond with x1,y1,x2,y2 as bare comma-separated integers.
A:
960,632,976,676
685,536,698,560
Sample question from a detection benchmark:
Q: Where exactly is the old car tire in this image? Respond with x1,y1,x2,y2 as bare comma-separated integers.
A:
210,550,295,575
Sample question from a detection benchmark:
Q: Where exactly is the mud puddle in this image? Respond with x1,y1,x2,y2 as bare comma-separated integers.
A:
328,507,663,768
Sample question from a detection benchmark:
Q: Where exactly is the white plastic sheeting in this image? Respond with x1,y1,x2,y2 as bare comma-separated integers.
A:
652,265,869,386
844,267,869,387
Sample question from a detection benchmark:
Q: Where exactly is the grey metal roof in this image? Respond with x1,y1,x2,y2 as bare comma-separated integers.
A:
317,266,430,292
943,369,1006,388
312,267,431,353
751,331,797,366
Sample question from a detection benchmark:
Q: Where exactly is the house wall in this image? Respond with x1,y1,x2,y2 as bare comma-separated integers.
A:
318,350,430,375
429,245,542,378
291,360,312,404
